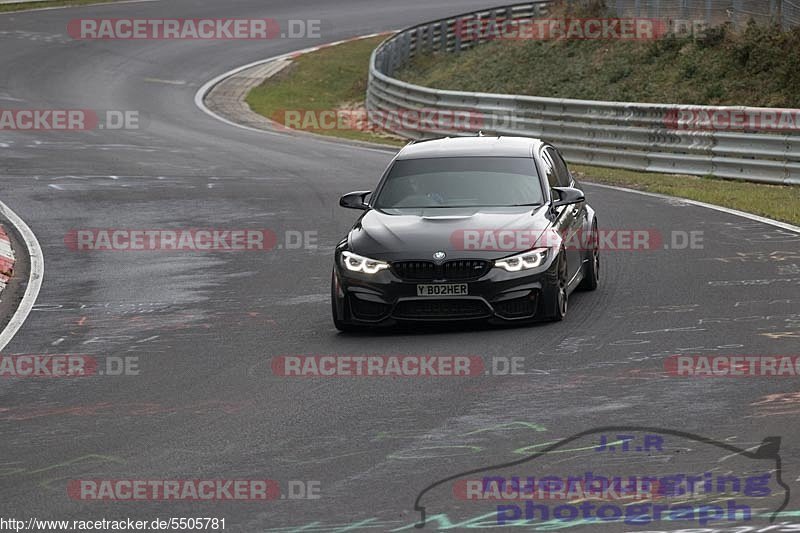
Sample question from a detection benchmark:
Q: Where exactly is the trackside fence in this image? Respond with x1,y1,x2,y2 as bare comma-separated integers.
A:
366,1,800,184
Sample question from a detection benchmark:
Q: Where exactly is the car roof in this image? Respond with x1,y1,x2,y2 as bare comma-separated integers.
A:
395,136,544,160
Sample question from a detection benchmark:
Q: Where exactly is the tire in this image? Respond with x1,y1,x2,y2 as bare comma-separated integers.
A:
578,221,599,291
332,310,359,332
333,316,359,333
331,271,360,333
549,253,568,322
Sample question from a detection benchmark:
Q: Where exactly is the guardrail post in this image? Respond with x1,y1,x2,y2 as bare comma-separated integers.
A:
770,0,786,28
778,0,785,29
389,42,399,76
425,23,433,54
485,8,504,48
706,0,712,25
453,19,462,54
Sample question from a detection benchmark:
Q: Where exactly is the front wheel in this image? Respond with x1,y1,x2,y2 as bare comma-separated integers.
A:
549,254,568,322
331,271,360,333
578,221,599,291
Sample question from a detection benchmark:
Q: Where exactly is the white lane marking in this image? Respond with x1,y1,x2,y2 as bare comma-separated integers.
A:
144,78,187,86
193,32,396,154
584,182,800,234
0,200,43,352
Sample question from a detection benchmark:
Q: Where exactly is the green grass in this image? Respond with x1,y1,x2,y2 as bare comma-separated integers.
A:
397,23,800,107
572,165,800,225
0,0,125,13
246,35,404,146
245,35,799,226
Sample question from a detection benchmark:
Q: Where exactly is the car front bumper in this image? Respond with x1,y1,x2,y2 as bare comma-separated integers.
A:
332,256,560,327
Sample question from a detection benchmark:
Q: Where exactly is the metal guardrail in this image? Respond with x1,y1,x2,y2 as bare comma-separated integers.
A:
366,1,800,185
607,0,800,30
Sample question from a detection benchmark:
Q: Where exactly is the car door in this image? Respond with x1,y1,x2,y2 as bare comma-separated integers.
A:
544,146,583,281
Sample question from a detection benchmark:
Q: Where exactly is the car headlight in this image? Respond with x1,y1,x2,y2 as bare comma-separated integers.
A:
494,248,548,272
341,251,389,274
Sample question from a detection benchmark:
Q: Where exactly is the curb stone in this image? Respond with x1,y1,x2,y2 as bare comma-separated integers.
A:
0,225,15,291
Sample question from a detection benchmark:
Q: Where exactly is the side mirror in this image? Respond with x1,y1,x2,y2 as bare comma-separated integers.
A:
339,190,371,210
551,187,585,208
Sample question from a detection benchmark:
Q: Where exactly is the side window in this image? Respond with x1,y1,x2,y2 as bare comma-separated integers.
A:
539,148,558,189
545,147,572,187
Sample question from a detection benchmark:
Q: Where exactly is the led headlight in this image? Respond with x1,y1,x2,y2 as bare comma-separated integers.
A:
341,251,389,274
494,248,548,272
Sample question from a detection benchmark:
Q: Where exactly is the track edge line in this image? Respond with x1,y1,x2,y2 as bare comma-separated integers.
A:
0,201,43,352
584,181,800,234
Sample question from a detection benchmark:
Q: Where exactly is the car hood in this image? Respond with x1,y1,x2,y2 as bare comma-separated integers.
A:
348,206,553,261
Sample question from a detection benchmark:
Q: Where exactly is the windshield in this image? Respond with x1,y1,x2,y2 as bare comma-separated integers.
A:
373,157,543,209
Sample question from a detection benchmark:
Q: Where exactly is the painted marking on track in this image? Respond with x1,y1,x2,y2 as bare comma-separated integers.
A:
0,455,123,479
388,445,483,460
761,331,800,339
735,299,799,307
709,251,800,263
778,264,800,275
0,400,253,421
634,326,705,334
143,78,187,86
709,278,800,286
461,422,547,436
0,200,43,352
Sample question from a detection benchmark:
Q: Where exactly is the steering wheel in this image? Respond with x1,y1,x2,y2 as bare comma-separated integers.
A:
426,192,445,204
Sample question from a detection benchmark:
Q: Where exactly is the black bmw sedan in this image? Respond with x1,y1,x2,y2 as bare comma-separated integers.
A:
331,136,599,331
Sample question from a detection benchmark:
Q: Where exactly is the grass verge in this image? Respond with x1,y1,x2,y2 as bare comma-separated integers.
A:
245,36,800,226
246,35,404,146
572,166,799,225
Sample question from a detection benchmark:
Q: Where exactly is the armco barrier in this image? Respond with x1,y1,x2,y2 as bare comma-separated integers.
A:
365,1,800,185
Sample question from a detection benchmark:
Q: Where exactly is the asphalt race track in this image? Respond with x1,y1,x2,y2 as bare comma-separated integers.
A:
0,1,799,531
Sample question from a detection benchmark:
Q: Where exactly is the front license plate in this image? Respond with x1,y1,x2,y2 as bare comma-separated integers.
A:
416,284,468,297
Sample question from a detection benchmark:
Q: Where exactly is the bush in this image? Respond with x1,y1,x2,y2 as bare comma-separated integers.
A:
397,18,800,108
